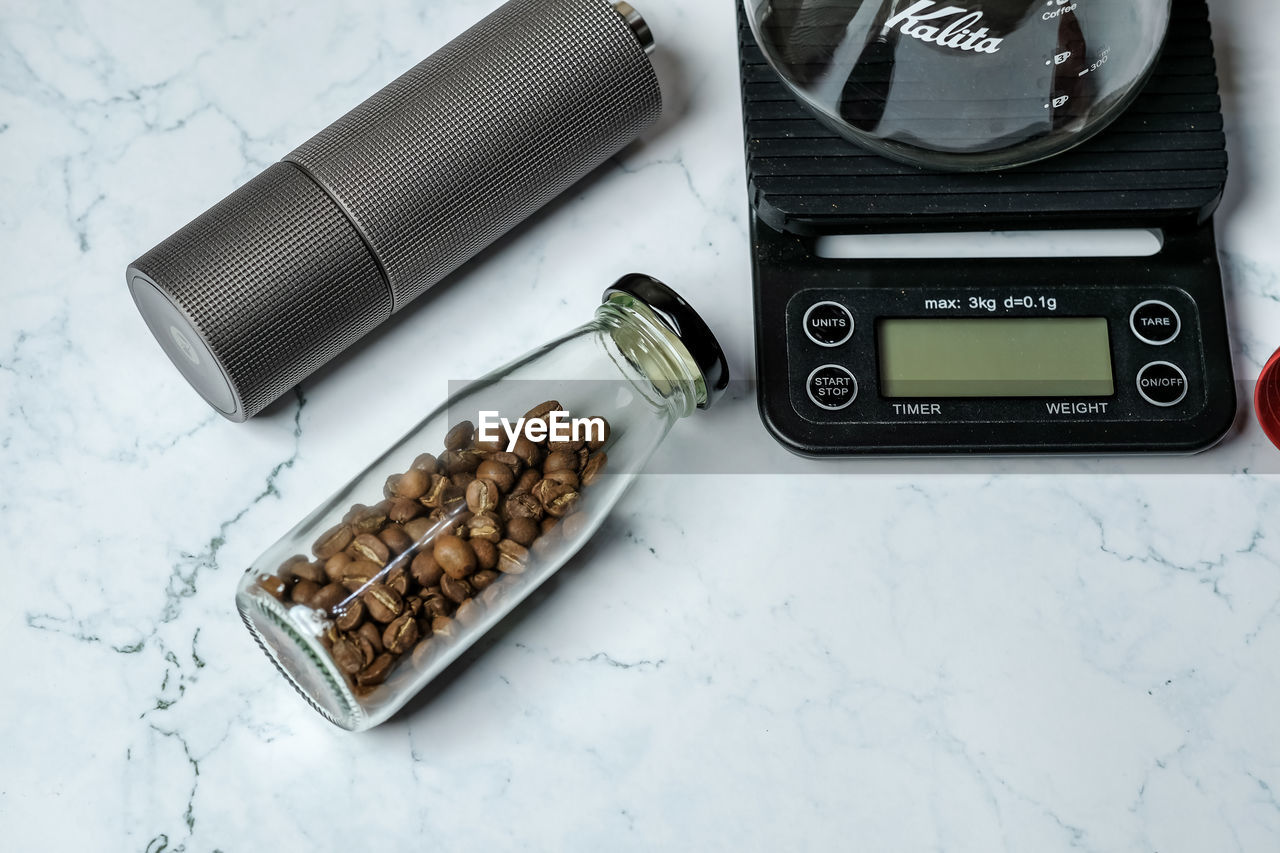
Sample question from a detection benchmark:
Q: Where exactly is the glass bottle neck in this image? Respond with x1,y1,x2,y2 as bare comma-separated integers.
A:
595,294,707,419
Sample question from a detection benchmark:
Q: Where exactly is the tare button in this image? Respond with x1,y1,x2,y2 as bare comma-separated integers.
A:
807,365,858,411
1130,300,1181,346
802,301,855,347
1136,361,1189,407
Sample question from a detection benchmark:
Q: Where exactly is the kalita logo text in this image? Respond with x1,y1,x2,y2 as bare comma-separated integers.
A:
884,1,1006,54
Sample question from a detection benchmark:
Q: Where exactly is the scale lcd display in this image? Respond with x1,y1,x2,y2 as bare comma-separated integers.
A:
878,318,1115,398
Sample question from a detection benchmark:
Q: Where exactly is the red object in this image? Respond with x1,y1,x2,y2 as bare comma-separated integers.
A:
1258,347,1280,451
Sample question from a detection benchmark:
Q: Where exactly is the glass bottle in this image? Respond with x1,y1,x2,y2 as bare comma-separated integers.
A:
235,275,729,730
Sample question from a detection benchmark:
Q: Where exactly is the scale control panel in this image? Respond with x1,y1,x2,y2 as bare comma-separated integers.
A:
767,283,1236,455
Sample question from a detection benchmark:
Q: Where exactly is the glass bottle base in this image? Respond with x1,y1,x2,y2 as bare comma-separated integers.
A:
238,588,368,731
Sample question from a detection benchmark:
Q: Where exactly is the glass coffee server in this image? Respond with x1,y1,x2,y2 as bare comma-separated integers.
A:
744,0,1174,170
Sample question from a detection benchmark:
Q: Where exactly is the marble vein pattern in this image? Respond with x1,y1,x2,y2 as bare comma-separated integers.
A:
0,0,1278,850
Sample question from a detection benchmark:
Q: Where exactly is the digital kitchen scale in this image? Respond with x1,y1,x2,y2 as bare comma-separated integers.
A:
739,0,1235,455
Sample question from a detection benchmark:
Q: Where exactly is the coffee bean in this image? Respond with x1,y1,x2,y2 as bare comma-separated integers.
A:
444,420,475,451
466,478,501,514
422,593,452,619
434,535,476,579
420,474,449,508
363,584,404,623
431,615,457,637
581,452,607,487
440,574,472,604
455,598,484,628
311,582,349,614
490,449,524,468
350,533,390,566
278,554,308,578
471,569,500,592
411,551,444,588
504,492,544,521
450,449,486,475
379,524,414,557
506,516,539,547
542,468,580,489
334,598,366,632
473,434,504,453
545,488,580,519
512,468,542,495
388,497,424,524
313,524,353,560
393,468,431,499
358,621,384,654
332,635,368,675
471,538,498,571
441,483,468,510
386,566,412,597
255,573,289,601
349,504,389,536
511,437,543,468
323,553,354,584
290,579,320,605
497,540,530,575
532,478,574,509
282,557,327,586
547,433,585,453
411,453,440,474
356,653,396,687
439,450,468,475
403,517,434,542
466,512,503,543
586,417,610,451
476,459,517,492
451,471,477,491
543,449,579,475
540,516,559,535
524,400,563,422
382,614,419,655
336,558,381,587
383,475,401,500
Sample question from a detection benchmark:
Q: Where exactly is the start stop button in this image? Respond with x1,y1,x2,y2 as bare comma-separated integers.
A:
807,364,858,410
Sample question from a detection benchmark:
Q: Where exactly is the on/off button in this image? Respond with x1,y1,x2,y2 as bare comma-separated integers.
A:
807,365,858,411
803,301,855,347
1136,361,1189,407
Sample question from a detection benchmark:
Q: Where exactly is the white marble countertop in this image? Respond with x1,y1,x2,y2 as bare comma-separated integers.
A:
3,0,1279,849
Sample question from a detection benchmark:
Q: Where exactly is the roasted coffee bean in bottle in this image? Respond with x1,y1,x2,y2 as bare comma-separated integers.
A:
236,275,728,731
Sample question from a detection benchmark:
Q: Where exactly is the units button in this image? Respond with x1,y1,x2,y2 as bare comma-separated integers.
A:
803,301,855,347
807,365,858,410
1136,361,1189,407
1130,300,1181,346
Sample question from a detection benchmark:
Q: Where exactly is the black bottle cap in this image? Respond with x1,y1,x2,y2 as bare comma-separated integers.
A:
602,273,730,410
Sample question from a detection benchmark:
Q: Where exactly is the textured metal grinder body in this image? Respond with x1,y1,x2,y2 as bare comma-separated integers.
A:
127,0,662,422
